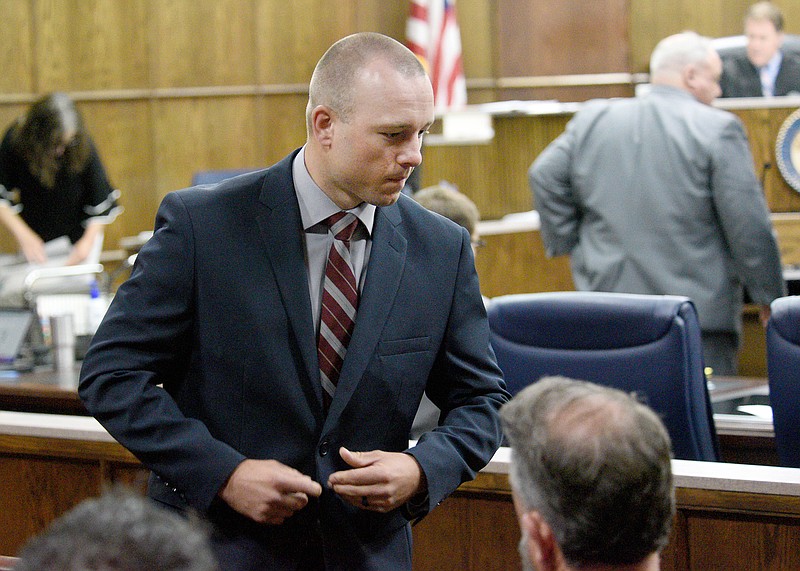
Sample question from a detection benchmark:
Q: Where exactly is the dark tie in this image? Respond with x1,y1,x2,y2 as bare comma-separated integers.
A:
318,212,360,410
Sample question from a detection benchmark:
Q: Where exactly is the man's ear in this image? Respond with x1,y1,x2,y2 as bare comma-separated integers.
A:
310,105,335,148
522,511,560,571
682,64,696,87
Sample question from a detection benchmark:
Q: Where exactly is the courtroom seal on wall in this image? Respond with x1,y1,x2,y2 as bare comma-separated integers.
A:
776,108,800,192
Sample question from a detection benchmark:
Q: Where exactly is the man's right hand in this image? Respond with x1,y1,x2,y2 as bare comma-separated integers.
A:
218,459,322,524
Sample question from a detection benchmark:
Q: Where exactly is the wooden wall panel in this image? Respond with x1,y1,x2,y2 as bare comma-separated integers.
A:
0,0,33,94
34,0,150,91
150,0,257,88
476,232,574,298
733,107,800,213
0,455,102,556
255,0,408,85
498,0,629,77
256,93,309,165
78,100,156,245
685,515,800,569
421,113,570,220
458,0,496,81
152,97,263,197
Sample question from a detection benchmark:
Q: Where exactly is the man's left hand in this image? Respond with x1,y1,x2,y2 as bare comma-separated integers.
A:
328,447,425,512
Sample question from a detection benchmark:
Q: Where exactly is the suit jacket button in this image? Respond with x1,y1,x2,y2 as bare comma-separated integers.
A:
319,440,329,456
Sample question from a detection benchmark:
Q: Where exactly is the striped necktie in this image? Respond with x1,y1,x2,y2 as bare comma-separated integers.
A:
318,212,360,411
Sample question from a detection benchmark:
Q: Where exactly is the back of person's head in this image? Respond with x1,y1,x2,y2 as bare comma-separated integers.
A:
649,31,714,80
306,32,427,131
15,487,218,571
500,376,675,569
745,1,783,32
11,92,91,187
413,183,480,237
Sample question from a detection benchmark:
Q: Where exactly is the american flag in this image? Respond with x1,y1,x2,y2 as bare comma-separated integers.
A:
406,0,467,112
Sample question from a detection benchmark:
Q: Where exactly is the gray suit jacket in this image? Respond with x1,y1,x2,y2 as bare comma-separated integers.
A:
79,150,508,570
529,85,786,334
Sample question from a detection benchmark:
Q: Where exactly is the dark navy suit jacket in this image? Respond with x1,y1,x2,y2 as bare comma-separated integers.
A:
720,49,800,97
79,149,508,570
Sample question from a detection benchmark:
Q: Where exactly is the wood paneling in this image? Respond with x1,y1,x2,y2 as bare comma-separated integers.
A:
733,107,800,213
476,231,574,298
34,0,150,91
412,472,800,571
255,0,409,85
0,455,101,555
0,0,33,94
150,0,256,88
499,0,629,77
152,96,264,197
422,113,572,221
0,434,146,556
257,93,310,166
458,0,496,81
78,99,155,250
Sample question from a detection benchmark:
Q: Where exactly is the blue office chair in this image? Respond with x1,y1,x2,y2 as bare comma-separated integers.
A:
766,295,800,468
191,168,260,186
487,291,719,461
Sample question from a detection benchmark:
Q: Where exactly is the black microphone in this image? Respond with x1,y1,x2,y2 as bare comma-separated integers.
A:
761,161,772,188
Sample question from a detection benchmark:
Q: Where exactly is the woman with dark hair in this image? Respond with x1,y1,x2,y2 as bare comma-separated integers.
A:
0,92,121,266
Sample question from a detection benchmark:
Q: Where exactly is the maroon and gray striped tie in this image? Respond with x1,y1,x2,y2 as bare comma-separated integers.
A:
318,212,360,411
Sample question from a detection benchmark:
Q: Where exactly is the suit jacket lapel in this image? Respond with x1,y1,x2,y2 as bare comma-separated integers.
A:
256,153,325,415
324,204,407,424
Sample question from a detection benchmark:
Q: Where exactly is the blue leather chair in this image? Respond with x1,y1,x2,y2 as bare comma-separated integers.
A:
766,295,800,468
191,168,259,186
487,291,719,461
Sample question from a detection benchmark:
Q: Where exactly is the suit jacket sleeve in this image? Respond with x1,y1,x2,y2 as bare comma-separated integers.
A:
79,192,246,511
528,111,587,257
403,224,510,513
709,117,786,304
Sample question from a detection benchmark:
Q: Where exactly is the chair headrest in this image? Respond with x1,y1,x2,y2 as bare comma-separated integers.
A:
713,34,800,59
488,292,695,350
770,296,800,345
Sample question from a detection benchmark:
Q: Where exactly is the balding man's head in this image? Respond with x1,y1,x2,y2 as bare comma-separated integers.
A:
306,32,428,133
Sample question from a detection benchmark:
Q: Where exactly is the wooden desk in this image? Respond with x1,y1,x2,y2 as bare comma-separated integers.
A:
0,367,85,416
0,412,146,556
1,411,796,567
0,369,780,464
710,377,778,466
412,449,800,571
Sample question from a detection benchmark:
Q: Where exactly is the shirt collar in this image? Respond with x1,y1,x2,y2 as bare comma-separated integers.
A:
292,146,375,235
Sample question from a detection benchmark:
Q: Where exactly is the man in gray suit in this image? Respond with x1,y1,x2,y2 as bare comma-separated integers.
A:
529,31,786,376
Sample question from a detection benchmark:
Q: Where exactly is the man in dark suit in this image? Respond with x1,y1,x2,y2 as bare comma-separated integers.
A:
720,1,800,97
79,32,509,571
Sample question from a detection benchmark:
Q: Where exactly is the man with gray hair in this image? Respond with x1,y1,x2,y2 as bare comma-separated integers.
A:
501,376,675,571
529,31,785,376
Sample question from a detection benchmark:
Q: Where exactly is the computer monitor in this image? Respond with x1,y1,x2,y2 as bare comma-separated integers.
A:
0,308,37,369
